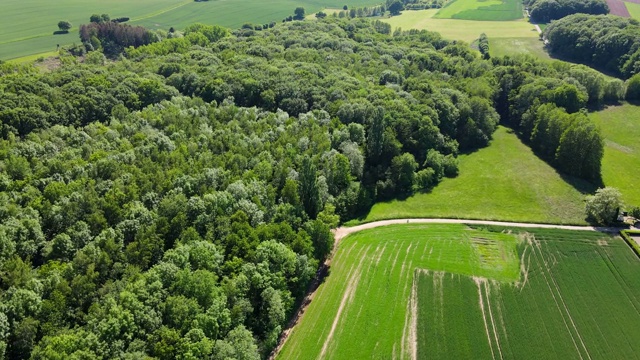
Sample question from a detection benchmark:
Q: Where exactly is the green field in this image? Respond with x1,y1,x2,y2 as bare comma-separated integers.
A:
626,1,640,19
278,224,640,359
0,0,379,60
383,9,538,43
418,227,640,359
277,224,520,359
590,103,640,206
435,0,523,21
490,37,550,59
359,127,591,225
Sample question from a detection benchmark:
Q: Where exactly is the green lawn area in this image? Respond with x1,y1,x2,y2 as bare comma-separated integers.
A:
359,126,592,225
277,224,520,359
383,9,538,43
418,227,640,359
589,103,640,206
0,0,380,60
625,1,640,19
490,37,550,59
278,224,640,359
435,0,523,21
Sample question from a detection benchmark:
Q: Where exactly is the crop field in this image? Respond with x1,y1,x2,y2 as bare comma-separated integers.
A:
434,0,523,21
490,37,550,59
589,104,640,206
418,227,640,359
277,224,520,359
383,9,538,43
0,0,379,60
278,224,640,359
359,127,591,225
625,1,640,19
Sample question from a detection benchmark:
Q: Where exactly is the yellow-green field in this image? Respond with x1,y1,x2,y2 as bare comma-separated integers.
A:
382,9,538,43
490,37,550,59
625,1,640,19
435,0,523,21
358,127,591,225
590,103,640,206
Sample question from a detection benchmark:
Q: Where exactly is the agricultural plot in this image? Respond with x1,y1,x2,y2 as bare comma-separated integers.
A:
418,227,640,359
277,224,520,359
359,127,590,225
434,0,523,21
589,104,640,206
1,0,380,60
490,37,550,59
606,0,632,16
383,9,538,43
625,1,640,19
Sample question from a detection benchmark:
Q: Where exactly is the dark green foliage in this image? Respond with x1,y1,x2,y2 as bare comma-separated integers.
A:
528,0,608,23
389,1,404,15
294,7,305,20
626,73,640,100
57,21,72,32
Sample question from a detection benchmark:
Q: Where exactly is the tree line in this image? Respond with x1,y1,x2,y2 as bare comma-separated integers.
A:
526,0,608,23
0,16,618,359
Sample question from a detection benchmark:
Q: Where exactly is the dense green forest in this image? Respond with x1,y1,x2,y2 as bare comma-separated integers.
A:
0,17,617,359
526,0,608,23
545,14,640,78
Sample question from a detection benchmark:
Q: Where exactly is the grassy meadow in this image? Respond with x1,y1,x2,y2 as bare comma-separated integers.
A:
0,0,379,60
626,1,640,19
590,103,640,206
434,0,523,21
383,9,538,43
358,126,591,225
490,37,550,59
277,224,520,359
418,227,640,359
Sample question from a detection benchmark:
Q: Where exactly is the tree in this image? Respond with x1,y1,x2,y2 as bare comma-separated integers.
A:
90,14,102,23
388,1,404,15
316,11,327,19
585,187,623,225
343,5,348,10
57,21,72,32
626,73,640,101
294,7,306,20
299,156,321,219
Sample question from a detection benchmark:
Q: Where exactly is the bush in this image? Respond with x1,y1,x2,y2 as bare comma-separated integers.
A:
626,73,640,101
585,187,623,225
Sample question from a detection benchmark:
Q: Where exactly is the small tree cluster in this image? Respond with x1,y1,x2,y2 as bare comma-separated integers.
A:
478,33,490,59
585,187,623,225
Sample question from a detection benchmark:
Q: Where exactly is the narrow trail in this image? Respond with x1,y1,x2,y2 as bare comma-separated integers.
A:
269,218,621,360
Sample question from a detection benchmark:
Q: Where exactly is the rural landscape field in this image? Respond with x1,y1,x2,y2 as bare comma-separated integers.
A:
2,0,640,358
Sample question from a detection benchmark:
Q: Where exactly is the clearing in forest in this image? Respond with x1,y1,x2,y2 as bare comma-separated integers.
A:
590,103,640,206
278,224,640,359
359,126,591,225
435,0,523,21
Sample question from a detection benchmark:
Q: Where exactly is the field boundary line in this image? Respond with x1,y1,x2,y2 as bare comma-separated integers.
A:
131,0,193,22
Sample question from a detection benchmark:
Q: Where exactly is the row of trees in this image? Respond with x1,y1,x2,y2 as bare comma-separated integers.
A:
544,14,640,78
527,0,608,23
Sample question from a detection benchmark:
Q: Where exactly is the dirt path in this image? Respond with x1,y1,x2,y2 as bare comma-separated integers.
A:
270,218,620,360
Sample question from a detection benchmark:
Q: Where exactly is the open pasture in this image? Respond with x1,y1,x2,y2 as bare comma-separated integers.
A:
435,0,523,21
278,224,640,359
490,37,550,59
589,103,640,206
625,1,640,19
359,127,590,225
0,0,379,60
383,9,537,43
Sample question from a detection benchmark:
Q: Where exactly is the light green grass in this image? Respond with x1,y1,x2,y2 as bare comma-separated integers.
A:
626,1,640,19
277,224,520,359
589,103,640,206
7,51,59,64
0,0,380,60
435,0,523,21
490,37,550,59
360,126,591,225
383,9,538,43
418,227,640,359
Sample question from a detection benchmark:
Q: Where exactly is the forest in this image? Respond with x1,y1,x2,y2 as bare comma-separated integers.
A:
0,17,621,359
526,0,608,23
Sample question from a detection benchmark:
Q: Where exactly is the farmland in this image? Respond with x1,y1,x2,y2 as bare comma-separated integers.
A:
277,224,640,359
434,0,523,21
626,1,640,19
589,103,640,206
0,0,379,60
382,9,538,44
358,127,590,225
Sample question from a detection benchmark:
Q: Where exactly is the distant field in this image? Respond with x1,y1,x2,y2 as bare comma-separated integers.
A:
490,37,550,59
277,224,520,359
418,227,640,359
278,224,640,359
435,0,523,21
626,1,640,19
590,103,640,206
383,9,538,43
359,127,591,225
0,0,379,60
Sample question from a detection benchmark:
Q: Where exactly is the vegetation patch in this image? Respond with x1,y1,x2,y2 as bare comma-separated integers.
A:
489,37,550,59
360,127,591,225
435,0,523,21
627,1,640,19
